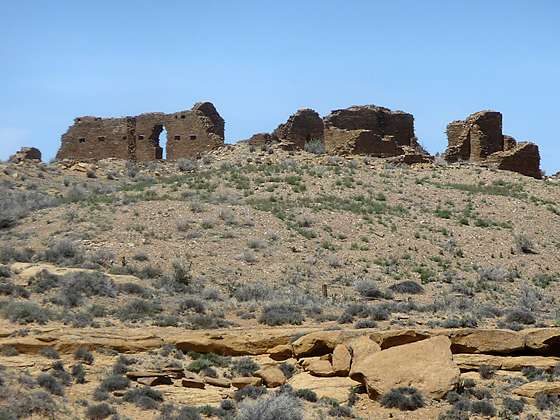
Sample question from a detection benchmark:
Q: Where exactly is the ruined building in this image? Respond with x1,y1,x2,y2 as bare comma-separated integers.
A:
444,110,542,179
323,105,420,156
56,102,224,161
248,104,427,160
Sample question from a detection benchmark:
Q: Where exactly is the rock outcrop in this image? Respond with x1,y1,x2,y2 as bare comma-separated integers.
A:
8,147,42,163
349,336,460,399
56,102,224,161
444,110,541,178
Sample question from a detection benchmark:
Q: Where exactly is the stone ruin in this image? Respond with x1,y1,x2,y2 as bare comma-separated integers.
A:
9,147,42,164
443,110,542,179
56,102,224,161
247,105,429,162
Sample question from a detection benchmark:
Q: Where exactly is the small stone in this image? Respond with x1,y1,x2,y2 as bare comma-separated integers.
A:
231,377,262,389
255,366,286,388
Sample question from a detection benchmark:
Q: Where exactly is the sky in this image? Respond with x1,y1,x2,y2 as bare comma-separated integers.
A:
1,1,559,174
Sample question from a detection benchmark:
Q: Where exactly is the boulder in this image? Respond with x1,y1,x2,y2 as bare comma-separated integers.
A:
268,344,293,361
231,377,262,389
524,328,560,355
446,329,525,354
292,331,362,357
137,376,173,386
9,147,42,163
254,366,286,388
350,336,459,399
305,359,335,377
513,381,560,398
453,354,560,371
204,377,231,388
332,344,351,376
182,373,206,389
347,336,381,367
368,329,430,349
288,372,361,403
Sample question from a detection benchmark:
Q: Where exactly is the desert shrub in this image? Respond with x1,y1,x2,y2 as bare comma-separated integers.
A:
37,373,64,396
515,234,535,254
177,158,197,172
220,399,236,411
505,308,535,325
43,239,83,265
0,281,30,298
438,407,469,420
237,393,303,420
63,271,116,298
0,188,57,229
247,239,267,250
112,355,136,375
477,266,514,283
51,361,72,385
117,282,149,297
355,280,388,299
170,259,192,286
188,313,232,330
368,305,390,320
328,405,354,417
478,364,495,379
294,388,317,402
132,251,149,261
380,387,424,411
279,363,297,379
85,403,115,419
8,391,57,418
521,366,547,381
234,284,272,302
536,393,560,411
0,265,11,278
87,249,115,268
29,270,60,293
304,139,325,155
0,244,34,263
234,385,268,402
39,347,60,359
231,357,260,377
116,298,162,321
63,311,95,328
259,303,304,326
123,386,163,409
72,363,86,383
202,288,221,301
354,319,377,329
470,400,496,416
179,298,206,314
74,347,94,365
389,280,424,294
240,249,257,263
0,345,18,356
98,374,129,392
503,397,524,414
1,301,51,324
440,317,478,328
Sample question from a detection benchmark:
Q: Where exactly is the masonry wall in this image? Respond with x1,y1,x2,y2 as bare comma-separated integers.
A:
56,102,224,161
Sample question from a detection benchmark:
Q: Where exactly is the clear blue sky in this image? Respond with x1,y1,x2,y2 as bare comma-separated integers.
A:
1,1,559,173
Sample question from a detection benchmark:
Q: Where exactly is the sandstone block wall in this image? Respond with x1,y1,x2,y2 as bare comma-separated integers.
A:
272,109,324,150
444,110,541,178
56,102,224,161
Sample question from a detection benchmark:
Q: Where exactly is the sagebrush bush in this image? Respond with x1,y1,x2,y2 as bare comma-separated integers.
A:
279,363,297,379
74,347,94,364
123,386,163,409
354,319,377,329
37,373,64,396
259,303,304,326
505,308,535,325
294,388,317,402
7,390,57,418
234,385,268,402
98,374,129,392
355,280,388,299
237,394,303,420
85,403,115,419
380,387,424,411
477,266,514,283
0,188,57,229
389,280,424,294
117,282,149,297
470,400,496,416
515,234,535,254
71,363,86,384
304,139,325,155
116,298,162,321
503,397,524,414
478,364,495,379
234,284,272,302
231,357,260,377
29,270,60,293
2,301,50,324
43,239,83,265
179,298,206,314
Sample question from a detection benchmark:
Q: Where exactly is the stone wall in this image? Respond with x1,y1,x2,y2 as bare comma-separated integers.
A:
444,110,541,178
273,109,324,150
323,105,418,156
56,102,224,161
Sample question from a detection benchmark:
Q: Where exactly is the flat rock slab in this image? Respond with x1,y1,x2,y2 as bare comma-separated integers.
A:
289,373,360,403
453,354,560,371
350,336,459,399
513,381,560,398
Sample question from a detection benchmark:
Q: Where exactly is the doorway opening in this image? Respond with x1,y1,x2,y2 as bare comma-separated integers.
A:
160,127,168,160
